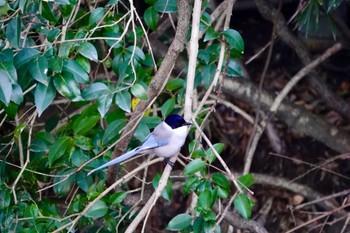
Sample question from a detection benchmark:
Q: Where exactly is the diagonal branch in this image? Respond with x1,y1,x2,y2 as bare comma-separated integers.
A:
106,0,191,186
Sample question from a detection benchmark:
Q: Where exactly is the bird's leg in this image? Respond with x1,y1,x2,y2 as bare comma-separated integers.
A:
164,158,174,167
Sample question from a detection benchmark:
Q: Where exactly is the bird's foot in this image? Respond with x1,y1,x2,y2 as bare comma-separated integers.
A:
164,158,174,167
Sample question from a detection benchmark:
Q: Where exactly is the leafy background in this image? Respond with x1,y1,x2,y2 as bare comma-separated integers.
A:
0,0,349,232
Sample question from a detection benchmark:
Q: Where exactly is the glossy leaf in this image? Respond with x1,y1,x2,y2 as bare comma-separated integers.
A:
102,119,126,145
53,169,75,197
97,92,113,117
204,27,219,42
0,70,12,106
10,84,23,105
58,42,73,58
166,78,184,91
166,213,192,231
161,98,175,117
115,90,131,113
89,7,105,26
110,192,127,206
48,136,73,166
212,173,230,190
14,48,40,68
154,0,177,13
6,16,20,48
49,57,63,73
131,83,147,100
144,6,159,30
76,55,90,73
233,194,254,219
184,159,206,176
206,143,224,163
73,115,100,135
29,57,49,86
84,200,108,219
198,190,213,210
82,82,109,100
42,1,58,23
134,120,150,142
222,29,244,54
238,173,255,191
53,73,82,101
35,81,56,117
62,60,89,84
227,59,243,77
77,42,98,62
0,61,17,83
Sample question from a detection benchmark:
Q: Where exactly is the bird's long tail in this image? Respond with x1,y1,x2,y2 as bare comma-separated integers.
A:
87,148,139,175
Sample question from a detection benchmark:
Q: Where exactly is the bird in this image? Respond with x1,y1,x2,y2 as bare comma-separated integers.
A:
87,114,191,175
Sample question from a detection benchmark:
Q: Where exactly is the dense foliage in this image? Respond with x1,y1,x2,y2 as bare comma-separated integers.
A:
0,0,253,232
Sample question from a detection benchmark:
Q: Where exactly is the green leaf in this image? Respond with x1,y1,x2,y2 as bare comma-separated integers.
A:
166,78,184,91
109,192,127,206
134,120,150,142
152,173,172,201
73,115,100,135
29,57,49,86
222,29,244,54
166,213,192,231
97,92,113,117
42,1,58,23
206,143,224,163
131,83,147,100
82,82,109,100
204,27,219,42
198,190,214,210
74,135,93,150
0,61,17,83
77,42,98,62
200,12,211,29
53,169,75,196
53,73,82,101
193,217,204,233
76,170,92,192
102,119,126,145
6,16,21,48
48,57,63,72
144,6,159,30
106,0,119,6
216,186,229,199
198,49,210,65
84,200,108,219
89,7,105,26
115,90,131,113
58,41,73,58
62,60,89,84
48,136,73,166
11,83,23,105
184,159,206,176
161,98,175,117
0,187,11,209
35,81,56,117
233,194,254,220
212,173,230,190
0,70,12,106
154,0,177,13
227,59,242,77
76,55,91,73
14,48,40,68
71,149,90,167
238,174,254,191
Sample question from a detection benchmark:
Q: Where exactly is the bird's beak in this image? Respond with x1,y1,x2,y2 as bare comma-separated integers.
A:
184,121,192,126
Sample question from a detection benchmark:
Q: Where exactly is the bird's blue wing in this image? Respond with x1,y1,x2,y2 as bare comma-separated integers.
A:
140,133,169,150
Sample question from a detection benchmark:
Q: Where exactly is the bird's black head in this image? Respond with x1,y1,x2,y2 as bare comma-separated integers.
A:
165,114,191,129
